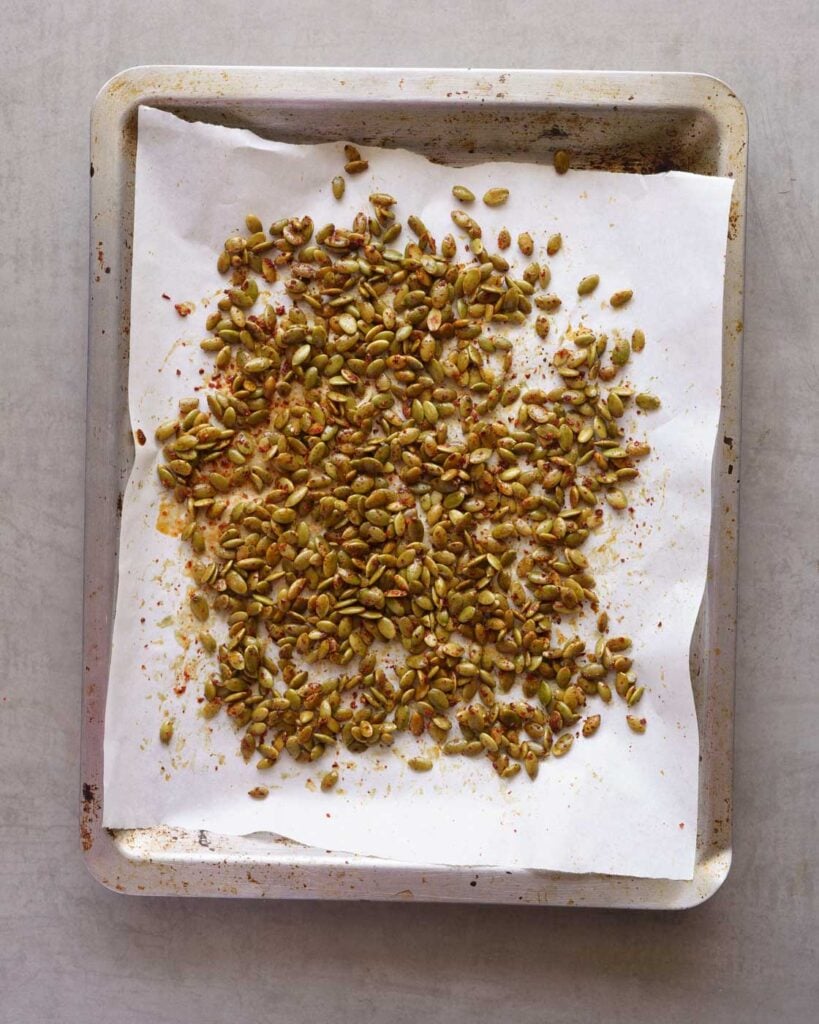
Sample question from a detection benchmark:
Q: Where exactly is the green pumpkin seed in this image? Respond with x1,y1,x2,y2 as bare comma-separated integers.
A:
636,393,661,411
155,419,178,442
577,274,600,296
483,187,509,206
611,339,630,366
552,734,574,757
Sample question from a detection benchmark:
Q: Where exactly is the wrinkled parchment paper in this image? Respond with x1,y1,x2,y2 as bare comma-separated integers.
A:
103,107,733,879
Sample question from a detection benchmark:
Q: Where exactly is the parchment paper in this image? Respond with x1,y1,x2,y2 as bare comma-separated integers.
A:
102,106,733,879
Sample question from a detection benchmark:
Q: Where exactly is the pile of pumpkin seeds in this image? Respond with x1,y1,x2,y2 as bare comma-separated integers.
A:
156,183,660,786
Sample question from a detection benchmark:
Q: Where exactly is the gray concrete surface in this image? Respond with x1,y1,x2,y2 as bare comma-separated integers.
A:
1,2,817,1022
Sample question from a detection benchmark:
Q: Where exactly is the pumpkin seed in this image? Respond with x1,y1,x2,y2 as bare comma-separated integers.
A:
155,419,178,443
159,720,174,744
452,185,475,202
553,150,570,174
627,685,645,707
189,593,209,622
577,274,600,296
611,339,631,366
610,289,633,308
552,734,574,757
636,393,661,411
331,176,345,200
582,715,601,737
483,187,509,206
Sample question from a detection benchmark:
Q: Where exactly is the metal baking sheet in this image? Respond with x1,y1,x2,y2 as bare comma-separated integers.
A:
83,66,746,907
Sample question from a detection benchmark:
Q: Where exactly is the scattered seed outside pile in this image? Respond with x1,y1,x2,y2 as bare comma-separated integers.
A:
577,274,600,296
610,289,633,308
452,185,475,203
156,166,659,793
483,187,509,206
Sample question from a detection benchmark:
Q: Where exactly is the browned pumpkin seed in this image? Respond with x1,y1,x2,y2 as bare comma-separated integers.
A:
610,289,633,308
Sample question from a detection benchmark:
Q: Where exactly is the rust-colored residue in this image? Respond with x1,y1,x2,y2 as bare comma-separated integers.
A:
156,499,188,537
728,198,740,241
81,782,98,852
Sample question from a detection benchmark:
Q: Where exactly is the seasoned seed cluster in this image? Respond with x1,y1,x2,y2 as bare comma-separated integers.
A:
157,184,658,785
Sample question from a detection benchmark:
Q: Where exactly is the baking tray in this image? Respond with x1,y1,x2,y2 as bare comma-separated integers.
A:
83,66,746,907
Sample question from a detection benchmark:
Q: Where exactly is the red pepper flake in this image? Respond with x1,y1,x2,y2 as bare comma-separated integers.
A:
135,428,146,446
175,301,195,317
